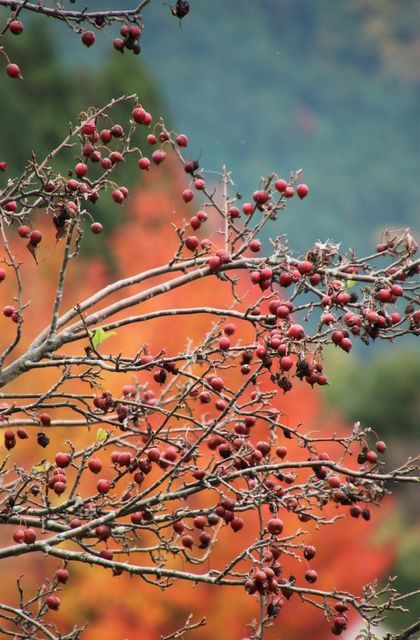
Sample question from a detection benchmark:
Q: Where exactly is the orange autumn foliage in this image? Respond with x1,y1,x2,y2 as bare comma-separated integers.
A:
0,158,395,640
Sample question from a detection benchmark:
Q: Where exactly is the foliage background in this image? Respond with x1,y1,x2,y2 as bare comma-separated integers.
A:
0,0,419,637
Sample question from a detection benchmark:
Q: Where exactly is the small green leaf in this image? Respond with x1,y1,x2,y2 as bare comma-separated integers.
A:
88,327,116,350
32,461,50,472
345,279,356,289
96,427,107,442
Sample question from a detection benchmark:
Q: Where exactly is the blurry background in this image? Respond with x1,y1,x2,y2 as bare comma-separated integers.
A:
0,0,419,637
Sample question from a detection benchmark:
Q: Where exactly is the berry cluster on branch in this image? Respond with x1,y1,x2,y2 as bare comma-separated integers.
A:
0,0,190,79
0,94,419,640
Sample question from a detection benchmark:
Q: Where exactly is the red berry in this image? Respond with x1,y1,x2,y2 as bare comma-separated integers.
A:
219,336,230,351
350,505,362,518
176,134,189,147
287,324,305,340
296,183,309,199
208,255,221,270
55,452,71,468
253,190,269,204
228,206,240,218
9,20,24,35
280,356,293,371
223,323,235,336
109,151,123,165
39,412,51,426
147,447,160,462
151,150,166,165
75,162,88,178
53,481,66,495
390,312,401,324
0,268,5,282
276,305,290,318
132,107,147,124
5,200,18,212
375,440,386,454
23,528,36,544
84,458,102,478
101,158,112,170
193,515,206,529
276,446,287,459
4,305,16,317
194,178,205,190
82,120,96,135
390,284,403,296
297,260,313,274
90,222,103,235
303,545,316,560
13,529,25,544
210,376,224,392
113,38,125,51
56,568,69,584
131,512,142,525
112,189,125,204
81,31,96,47
29,230,42,246
377,288,392,303
46,595,60,611
275,178,288,192
95,524,111,540
231,517,244,532
6,63,21,79
249,239,262,252
181,534,194,548
304,569,318,583
339,337,352,352
267,518,284,535
138,157,151,170
97,479,110,494
365,450,378,464
0,162,7,171
18,225,30,238
279,272,293,287
185,235,199,251
182,189,194,203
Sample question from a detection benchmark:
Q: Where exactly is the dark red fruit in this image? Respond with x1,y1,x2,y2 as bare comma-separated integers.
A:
56,568,69,584
88,457,102,474
267,518,284,535
6,63,21,79
46,595,60,610
9,20,24,35
97,479,110,494
23,528,36,544
81,31,96,47
29,230,42,246
296,183,309,199
304,569,318,583
55,452,71,468
91,222,103,234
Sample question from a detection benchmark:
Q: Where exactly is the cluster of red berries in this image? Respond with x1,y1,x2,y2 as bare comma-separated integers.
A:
112,24,142,55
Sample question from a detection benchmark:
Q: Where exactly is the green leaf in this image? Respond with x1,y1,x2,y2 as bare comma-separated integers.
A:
96,427,107,442
88,327,116,350
345,279,357,289
32,461,50,472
